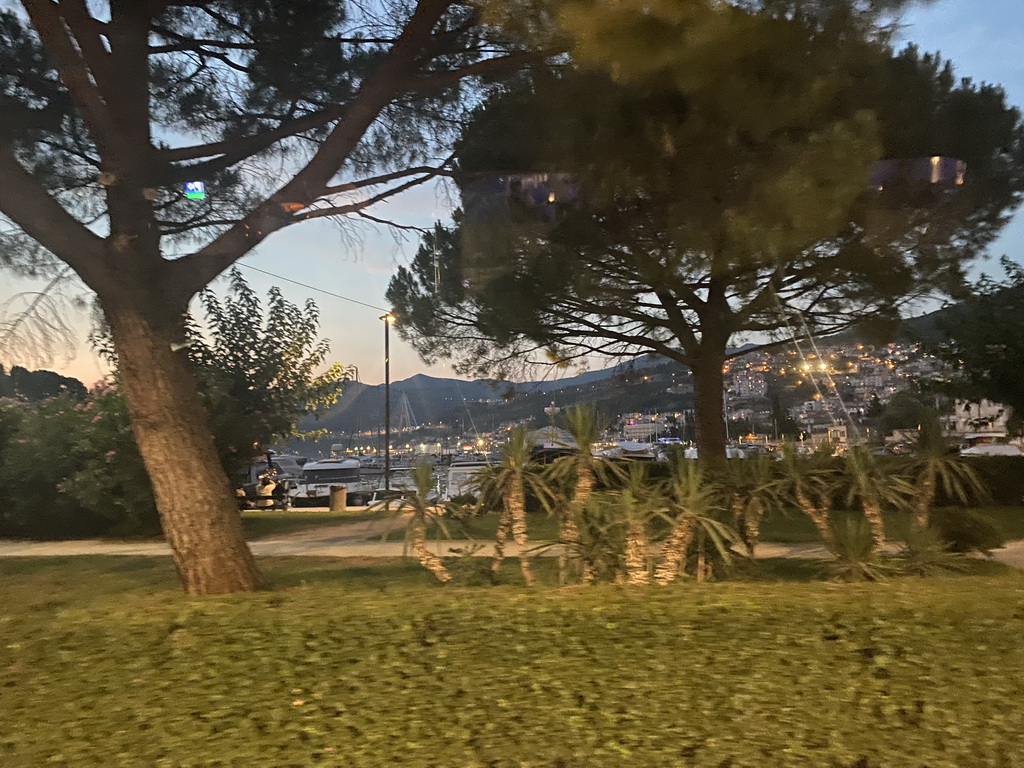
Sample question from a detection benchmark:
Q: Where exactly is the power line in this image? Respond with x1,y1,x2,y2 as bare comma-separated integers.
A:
236,262,388,313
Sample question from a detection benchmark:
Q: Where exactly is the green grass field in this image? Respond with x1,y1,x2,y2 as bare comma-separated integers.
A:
3,555,1024,767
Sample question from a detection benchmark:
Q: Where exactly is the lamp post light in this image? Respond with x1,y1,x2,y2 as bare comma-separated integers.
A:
380,313,396,491
543,402,560,447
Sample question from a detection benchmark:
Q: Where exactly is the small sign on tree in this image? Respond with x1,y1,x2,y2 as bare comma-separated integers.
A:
184,181,206,200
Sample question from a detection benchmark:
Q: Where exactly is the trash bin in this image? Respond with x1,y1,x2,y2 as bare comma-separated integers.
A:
329,484,347,513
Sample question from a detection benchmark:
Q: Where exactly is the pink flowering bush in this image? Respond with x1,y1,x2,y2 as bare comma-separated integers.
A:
60,384,158,536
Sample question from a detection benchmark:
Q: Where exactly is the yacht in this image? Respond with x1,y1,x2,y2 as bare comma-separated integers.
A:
290,457,364,506
444,456,493,500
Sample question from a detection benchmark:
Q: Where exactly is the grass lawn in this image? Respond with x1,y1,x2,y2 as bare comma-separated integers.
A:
3,556,1024,767
240,509,383,540
760,506,1024,543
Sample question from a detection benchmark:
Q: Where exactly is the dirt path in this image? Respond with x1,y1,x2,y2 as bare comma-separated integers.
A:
262,513,409,545
2,515,1023,569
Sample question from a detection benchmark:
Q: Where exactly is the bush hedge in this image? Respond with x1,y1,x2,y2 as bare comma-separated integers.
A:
965,456,1024,506
2,557,1024,767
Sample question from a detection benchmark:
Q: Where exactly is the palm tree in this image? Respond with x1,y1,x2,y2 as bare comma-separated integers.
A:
718,454,783,556
620,463,655,585
381,462,452,583
476,427,550,585
843,445,909,552
545,405,622,583
776,443,838,552
654,451,737,586
903,412,987,528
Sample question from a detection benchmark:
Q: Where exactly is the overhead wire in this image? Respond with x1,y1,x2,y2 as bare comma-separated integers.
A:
236,262,388,313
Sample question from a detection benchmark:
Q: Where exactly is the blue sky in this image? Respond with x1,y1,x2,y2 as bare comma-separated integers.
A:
3,0,1023,387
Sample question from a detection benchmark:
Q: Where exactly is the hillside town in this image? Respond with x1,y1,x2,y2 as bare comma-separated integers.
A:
306,340,1018,464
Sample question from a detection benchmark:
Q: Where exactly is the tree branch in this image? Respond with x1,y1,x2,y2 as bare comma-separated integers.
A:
21,0,120,158
320,161,453,196
0,144,109,292
411,49,561,92
156,47,548,180
171,0,458,297
59,0,115,94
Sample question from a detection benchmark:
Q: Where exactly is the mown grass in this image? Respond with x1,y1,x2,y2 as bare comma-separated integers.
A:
2,556,1024,767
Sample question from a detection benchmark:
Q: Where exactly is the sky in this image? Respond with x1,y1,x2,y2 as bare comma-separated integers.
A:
2,0,1023,388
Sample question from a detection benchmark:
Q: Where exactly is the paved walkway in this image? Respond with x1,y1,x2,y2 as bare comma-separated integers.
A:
0,537,516,559
2,517,1023,568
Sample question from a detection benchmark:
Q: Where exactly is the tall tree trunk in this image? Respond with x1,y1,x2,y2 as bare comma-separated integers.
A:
692,349,728,463
104,298,262,595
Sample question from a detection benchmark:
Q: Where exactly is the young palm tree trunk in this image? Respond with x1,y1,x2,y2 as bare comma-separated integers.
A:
412,519,451,582
796,490,834,552
654,517,696,586
625,521,650,586
731,496,761,557
862,498,887,551
492,507,512,575
914,467,937,528
558,513,581,585
559,467,593,584
744,503,763,557
696,528,707,583
506,484,535,586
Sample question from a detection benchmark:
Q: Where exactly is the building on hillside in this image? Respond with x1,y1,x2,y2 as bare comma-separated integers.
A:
727,371,768,398
623,420,659,441
950,400,1012,437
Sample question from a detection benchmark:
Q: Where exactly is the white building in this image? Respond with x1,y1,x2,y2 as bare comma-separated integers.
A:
950,400,1012,436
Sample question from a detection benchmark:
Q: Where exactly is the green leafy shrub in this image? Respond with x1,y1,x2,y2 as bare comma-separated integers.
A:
962,456,1024,506
930,506,1006,553
0,389,159,539
896,523,969,576
443,544,497,586
821,516,893,582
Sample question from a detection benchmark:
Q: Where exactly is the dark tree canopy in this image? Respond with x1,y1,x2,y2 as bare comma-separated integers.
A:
0,364,86,401
929,262,1024,417
389,3,1024,458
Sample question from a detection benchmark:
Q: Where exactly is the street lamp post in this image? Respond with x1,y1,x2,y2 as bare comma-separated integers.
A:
381,313,396,491
543,402,560,447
